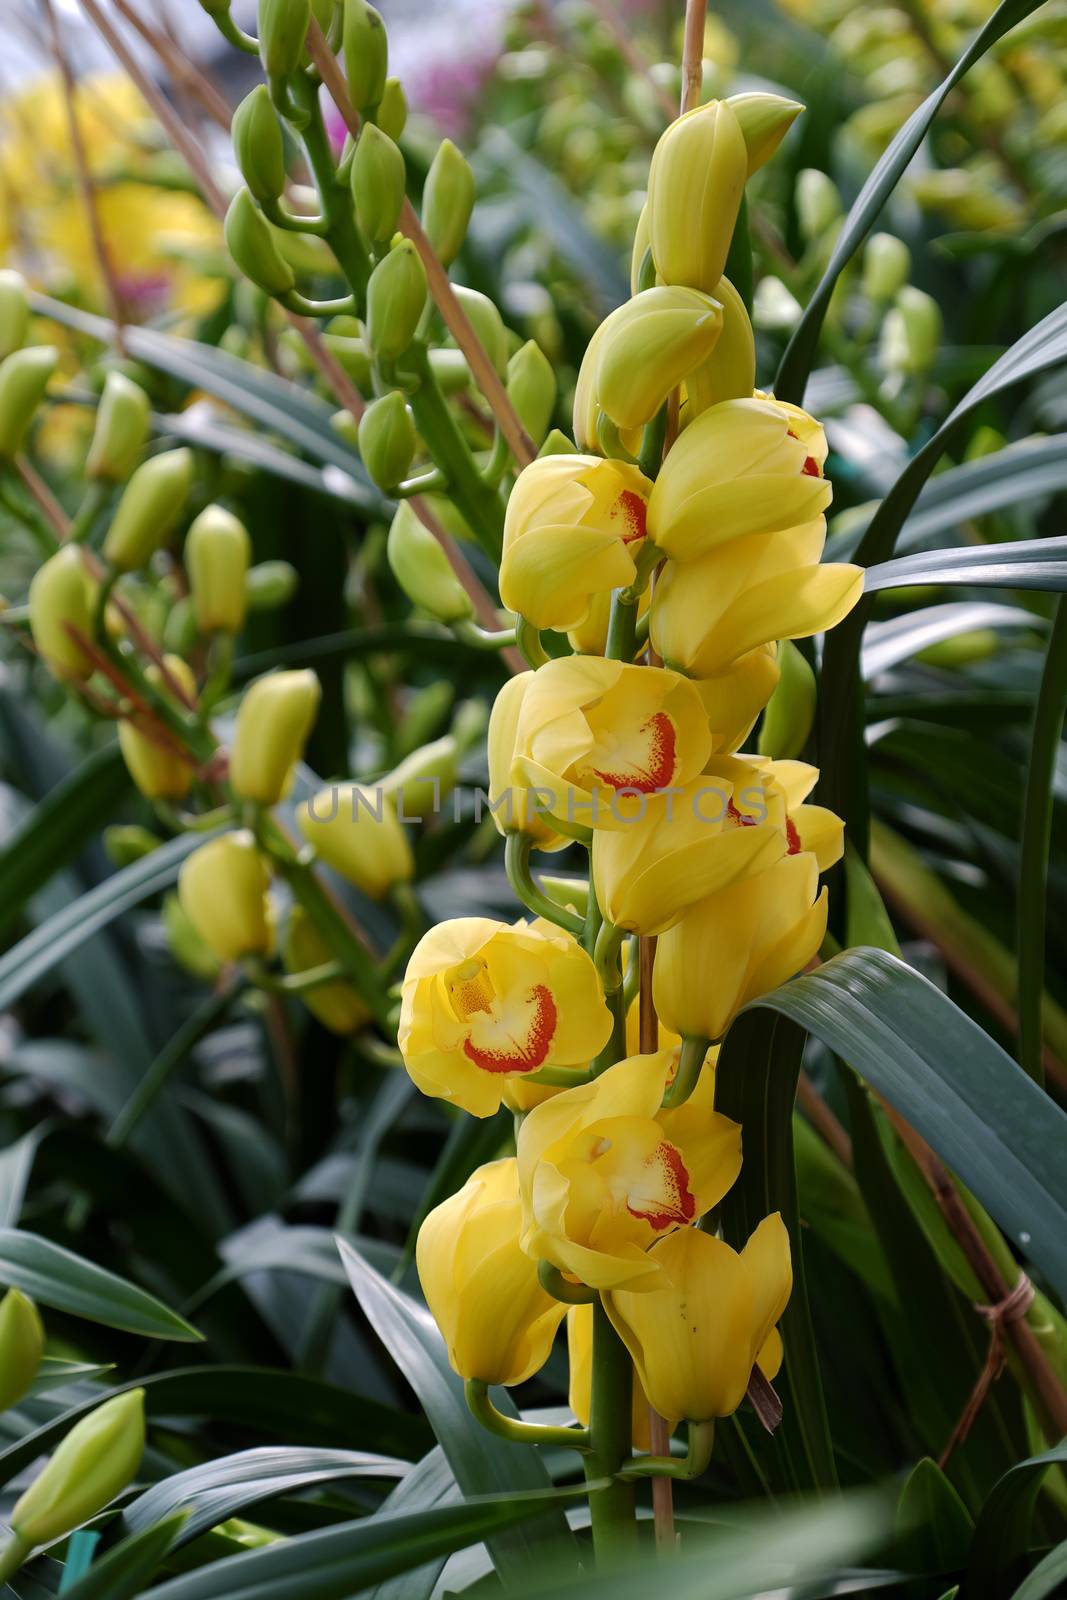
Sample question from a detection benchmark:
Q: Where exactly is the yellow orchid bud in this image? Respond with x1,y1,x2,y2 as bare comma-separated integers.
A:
85,372,150,484
510,656,712,831
591,776,786,938
358,391,416,490
258,0,309,78
232,86,286,205
178,831,273,963
283,906,370,1035
117,656,198,800
650,518,862,677
297,783,414,899
726,91,804,177
185,505,251,634
0,346,58,460
452,287,507,377
10,1388,145,1549
28,546,95,681
247,559,299,612
366,239,427,361
861,232,911,301
0,1290,44,1412
603,1216,791,1421
487,674,567,852
417,1158,566,1384
400,916,611,1117
386,500,473,623
352,124,406,242
163,891,222,982
883,286,942,377
517,1052,741,1289
683,274,756,417
506,340,556,448
104,824,162,868
230,668,321,805
380,734,459,819
499,454,652,633
582,286,723,437
0,269,30,362
376,77,407,140
796,168,842,244
568,1303,655,1448
647,396,832,561
758,640,817,759
647,101,747,293
343,0,388,113
224,189,296,298
422,139,476,269
654,852,828,1041
102,448,193,572
629,203,651,296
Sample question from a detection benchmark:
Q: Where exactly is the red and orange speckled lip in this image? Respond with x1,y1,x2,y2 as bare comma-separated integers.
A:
612,489,648,545
626,1141,696,1231
461,983,558,1075
592,710,677,793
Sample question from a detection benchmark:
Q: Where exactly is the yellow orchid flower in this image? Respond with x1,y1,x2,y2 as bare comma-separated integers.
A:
499,455,653,633
647,396,832,561
487,674,569,851
297,784,414,900
697,647,782,756
517,1052,741,1290
646,101,747,295
417,1158,567,1385
399,917,612,1118
177,832,273,965
510,657,712,832
603,1214,792,1422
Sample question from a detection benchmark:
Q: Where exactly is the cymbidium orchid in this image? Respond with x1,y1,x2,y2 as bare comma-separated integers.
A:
399,916,612,1117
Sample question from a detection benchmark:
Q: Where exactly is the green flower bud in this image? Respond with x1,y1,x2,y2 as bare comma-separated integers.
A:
102,448,193,572
366,239,426,361
506,340,556,447
10,1389,145,1548
0,346,58,460
386,500,473,624
881,285,942,377
452,286,507,378
258,0,310,78
246,559,299,611
323,333,372,390
230,668,321,805
185,504,251,633
104,825,163,868
0,269,29,362
539,426,578,457
352,123,406,242
861,231,911,302
421,139,475,269
358,391,416,490
0,1290,44,1413
757,640,816,760
725,91,804,177
796,168,842,244
164,594,199,656
428,347,469,394
297,785,414,899
178,832,273,962
381,734,459,819
163,891,222,981
198,0,233,14
85,372,150,483
224,189,296,298
396,678,453,757
28,546,95,681
375,76,407,141
343,0,388,112
283,906,369,1035
232,86,286,205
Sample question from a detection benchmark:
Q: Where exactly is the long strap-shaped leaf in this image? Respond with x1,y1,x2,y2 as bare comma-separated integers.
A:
732,950,1067,1304
865,537,1067,593
774,0,1049,403
967,1440,1067,1598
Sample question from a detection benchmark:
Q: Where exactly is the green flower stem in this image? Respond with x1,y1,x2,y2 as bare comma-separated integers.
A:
617,1420,714,1482
661,1035,709,1109
591,985,627,1077
594,920,626,993
213,11,259,53
465,1380,592,1452
452,619,517,651
103,639,216,766
262,197,329,236
524,1064,594,1088
297,79,372,301
199,631,235,713
107,978,239,1150
505,833,584,937
538,1261,597,1304
241,955,347,994
515,616,549,668
396,468,446,497
403,343,505,558
585,1302,638,1564
281,290,358,318
66,480,109,544
605,588,639,662
379,881,427,978
638,407,668,480
0,1533,32,1585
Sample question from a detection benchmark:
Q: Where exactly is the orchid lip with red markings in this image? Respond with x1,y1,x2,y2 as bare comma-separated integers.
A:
461,983,558,1075
592,711,678,793
626,1141,697,1231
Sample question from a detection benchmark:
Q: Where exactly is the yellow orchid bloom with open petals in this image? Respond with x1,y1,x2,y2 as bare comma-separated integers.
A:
697,648,781,755
603,1214,792,1421
510,657,712,832
647,397,832,561
499,455,652,633
399,917,612,1118
653,852,827,1042
487,674,568,851
517,1052,742,1290
417,1158,567,1385
651,517,862,678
